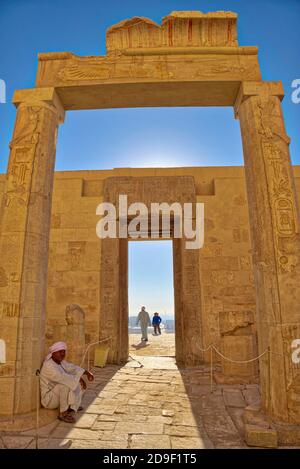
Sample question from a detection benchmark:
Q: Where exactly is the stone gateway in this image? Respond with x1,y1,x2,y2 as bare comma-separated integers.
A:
0,10,300,444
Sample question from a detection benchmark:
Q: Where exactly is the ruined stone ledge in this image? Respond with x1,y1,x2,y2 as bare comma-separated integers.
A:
121,46,258,56
245,424,278,448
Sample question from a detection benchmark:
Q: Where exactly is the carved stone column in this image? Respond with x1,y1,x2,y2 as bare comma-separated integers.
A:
235,82,300,423
0,88,64,415
99,237,125,364
175,237,204,367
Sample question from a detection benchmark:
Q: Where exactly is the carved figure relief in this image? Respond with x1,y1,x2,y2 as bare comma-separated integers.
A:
68,241,86,270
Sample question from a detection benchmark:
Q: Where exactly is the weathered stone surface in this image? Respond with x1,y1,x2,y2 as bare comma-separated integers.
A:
115,421,164,435
220,335,258,380
242,386,261,407
29,438,71,449
92,420,116,431
172,413,198,426
223,388,246,408
85,403,118,415
171,436,212,449
130,434,171,449
21,419,59,437
237,83,300,424
0,89,64,415
59,413,98,429
51,427,102,440
275,424,300,446
1,359,298,448
0,8,300,442
219,310,254,335
2,436,34,449
201,413,244,448
245,424,278,448
71,438,127,449
164,425,200,437
162,410,175,417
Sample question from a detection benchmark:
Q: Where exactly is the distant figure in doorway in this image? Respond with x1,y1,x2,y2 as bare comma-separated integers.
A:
136,306,151,342
152,312,162,335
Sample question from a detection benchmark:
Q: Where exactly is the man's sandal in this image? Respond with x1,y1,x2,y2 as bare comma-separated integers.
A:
58,412,76,423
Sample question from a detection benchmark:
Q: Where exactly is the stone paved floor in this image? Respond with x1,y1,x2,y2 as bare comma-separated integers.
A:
129,331,175,356
0,334,259,449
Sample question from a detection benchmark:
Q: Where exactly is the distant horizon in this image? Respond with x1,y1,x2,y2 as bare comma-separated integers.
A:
129,314,175,320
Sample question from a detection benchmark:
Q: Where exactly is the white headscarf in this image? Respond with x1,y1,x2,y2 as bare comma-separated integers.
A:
45,341,67,361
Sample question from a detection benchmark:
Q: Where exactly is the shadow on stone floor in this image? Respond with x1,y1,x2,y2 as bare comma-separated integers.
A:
0,352,263,449
177,366,250,448
0,365,122,449
130,341,150,350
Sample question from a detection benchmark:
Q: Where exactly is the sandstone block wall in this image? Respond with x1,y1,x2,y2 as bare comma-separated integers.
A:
0,165,299,357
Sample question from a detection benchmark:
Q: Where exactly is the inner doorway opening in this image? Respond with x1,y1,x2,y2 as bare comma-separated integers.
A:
128,240,175,358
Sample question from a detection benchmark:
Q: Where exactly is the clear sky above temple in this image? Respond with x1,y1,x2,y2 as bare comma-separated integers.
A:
0,0,299,317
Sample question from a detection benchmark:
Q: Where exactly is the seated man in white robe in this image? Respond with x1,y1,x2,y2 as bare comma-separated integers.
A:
40,341,94,423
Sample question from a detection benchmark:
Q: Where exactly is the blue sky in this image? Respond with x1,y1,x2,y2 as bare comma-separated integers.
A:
0,0,299,172
0,0,299,317
129,241,174,318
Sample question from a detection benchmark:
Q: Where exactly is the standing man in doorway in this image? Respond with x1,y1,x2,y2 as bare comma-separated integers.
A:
136,306,151,342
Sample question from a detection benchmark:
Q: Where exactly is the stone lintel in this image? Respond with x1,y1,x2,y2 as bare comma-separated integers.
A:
38,52,76,61
234,81,284,119
12,87,65,123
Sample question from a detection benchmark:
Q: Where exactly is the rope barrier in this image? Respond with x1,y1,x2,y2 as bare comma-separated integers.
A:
80,337,112,369
0,346,289,379
0,342,294,449
212,346,269,364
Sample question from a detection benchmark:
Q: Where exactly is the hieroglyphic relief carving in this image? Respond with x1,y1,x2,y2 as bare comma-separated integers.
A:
0,365,14,377
58,60,111,81
9,106,42,147
9,272,20,283
51,214,61,229
1,302,20,318
211,270,235,285
65,304,85,365
5,106,43,207
282,325,300,423
5,146,35,206
240,256,252,270
57,54,172,82
255,97,299,273
256,98,290,144
200,243,222,257
194,63,247,78
0,268,8,287
233,227,249,243
56,56,254,84
68,241,86,270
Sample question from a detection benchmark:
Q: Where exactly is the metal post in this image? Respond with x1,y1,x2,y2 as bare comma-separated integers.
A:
210,346,213,394
35,369,40,449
